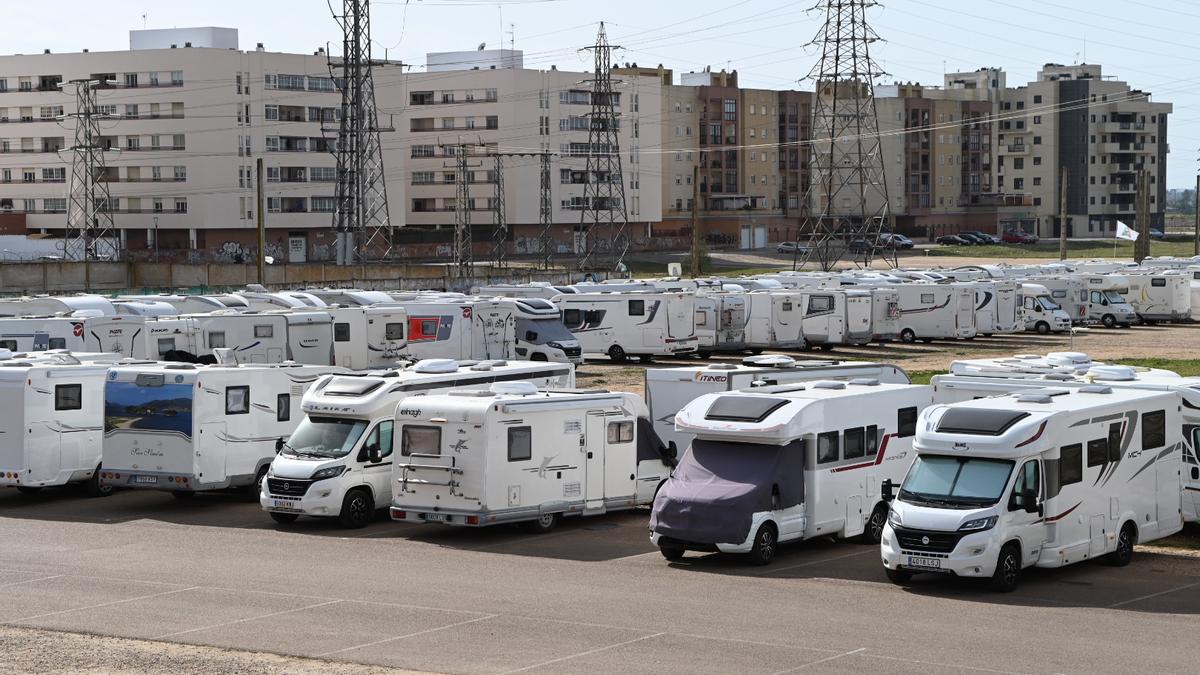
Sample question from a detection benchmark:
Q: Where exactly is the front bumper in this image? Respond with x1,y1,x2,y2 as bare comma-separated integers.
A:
261,479,344,517
650,524,756,554
880,524,999,578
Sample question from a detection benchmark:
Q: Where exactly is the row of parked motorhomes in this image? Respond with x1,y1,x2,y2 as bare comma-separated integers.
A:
0,339,1195,592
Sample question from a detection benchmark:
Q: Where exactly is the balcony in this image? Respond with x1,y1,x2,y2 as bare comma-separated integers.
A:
1005,143,1030,154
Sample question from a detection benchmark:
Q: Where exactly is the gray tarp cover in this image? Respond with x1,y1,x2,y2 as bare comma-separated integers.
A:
650,439,805,545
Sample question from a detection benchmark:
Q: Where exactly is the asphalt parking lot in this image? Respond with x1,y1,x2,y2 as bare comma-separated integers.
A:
0,486,1197,673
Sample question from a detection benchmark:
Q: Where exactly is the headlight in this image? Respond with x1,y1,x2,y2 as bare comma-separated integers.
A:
547,342,563,349
887,508,902,529
957,515,998,532
310,465,347,481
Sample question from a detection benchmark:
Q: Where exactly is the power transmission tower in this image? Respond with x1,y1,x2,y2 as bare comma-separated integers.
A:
443,141,483,279
63,78,120,280
539,151,555,269
488,150,557,269
491,154,507,268
577,22,629,273
330,0,393,266
794,0,893,272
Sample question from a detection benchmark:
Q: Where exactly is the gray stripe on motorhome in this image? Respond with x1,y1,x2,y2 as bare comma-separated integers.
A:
1091,413,1125,424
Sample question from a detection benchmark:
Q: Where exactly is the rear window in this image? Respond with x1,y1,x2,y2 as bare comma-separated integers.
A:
508,426,531,462
225,386,249,415
334,323,350,342
402,425,441,457
55,384,82,411
935,408,1030,436
704,396,789,423
385,322,404,341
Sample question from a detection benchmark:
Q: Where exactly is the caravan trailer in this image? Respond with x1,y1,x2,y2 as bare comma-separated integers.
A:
894,283,977,342
1081,275,1138,328
693,292,748,356
0,351,125,496
645,356,912,450
100,359,346,496
881,388,1183,591
1017,283,1072,334
555,291,698,362
390,386,674,532
261,359,575,528
650,381,934,564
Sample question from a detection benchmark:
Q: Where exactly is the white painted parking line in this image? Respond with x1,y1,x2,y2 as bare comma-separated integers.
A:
499,631,665,674
1108,581,1200,608
153,599,343,640
8,585,199,624
317,614,498,657
771,647,866,673
0,574,63,589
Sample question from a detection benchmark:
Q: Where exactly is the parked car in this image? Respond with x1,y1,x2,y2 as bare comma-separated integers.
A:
1001,230,1038,244
1149,229,1166,241
847,239,877,254
957,233,987,245
877,233,914,250
936,235,971,246
961,230,1001,244
776,241,809,254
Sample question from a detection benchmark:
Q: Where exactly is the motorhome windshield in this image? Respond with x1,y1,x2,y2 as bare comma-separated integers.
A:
1103,290,1126,303
1037,296,1061,311
286,416,368,458
900,455,1014,507
104,381,194,436
520,317,575,343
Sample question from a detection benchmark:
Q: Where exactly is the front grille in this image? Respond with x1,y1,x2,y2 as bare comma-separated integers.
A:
894,527,966,554
267,477,313,497
563,346,582,357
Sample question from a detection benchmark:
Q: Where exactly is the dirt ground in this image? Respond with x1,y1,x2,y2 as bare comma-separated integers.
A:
575,321,1200,397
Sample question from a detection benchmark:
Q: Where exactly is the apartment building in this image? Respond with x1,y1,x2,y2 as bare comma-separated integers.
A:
997,64,1171,238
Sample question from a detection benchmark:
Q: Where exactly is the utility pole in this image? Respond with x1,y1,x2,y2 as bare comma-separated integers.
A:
63,78,120,290
1058,168,1068,261
795,0,892,272
256,157,266,283
1135,170,1150,263
577,22,629,273
330,0,393,265
690,165,701,277
443,141,483,280
1193,170,1199,257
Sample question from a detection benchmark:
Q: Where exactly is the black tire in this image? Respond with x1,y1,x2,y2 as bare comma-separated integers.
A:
16,486,41,495
1099,314,1116,328
860,504,888,544
885,567,912,585
522,512,561,533
338,489,374,529
698,351,713,359
900,328,916,344
817,344,835,352
245,465,269,500
748,523,777,566
172,490,195,500
660,546,685,562
638,354,654,363
608,345,627,363
270,512,299,525
1035,321,1051,335
749,349,764,355
990,543,1022,592
1106,523,1137,567
85,465,113,498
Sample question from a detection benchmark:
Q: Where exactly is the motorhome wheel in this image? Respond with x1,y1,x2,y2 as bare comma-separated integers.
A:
899,329,916,343
990,543,1022,592
339,489,374,529
1101,314,1117,329
1106,523,1136,567
860,504,888,544
659,545,685,562
1035,321,1050,335
85,466,112,498
270,512,299,525
246,466,269,500
607,345,628,363
522,512,561,533
749,523,777,566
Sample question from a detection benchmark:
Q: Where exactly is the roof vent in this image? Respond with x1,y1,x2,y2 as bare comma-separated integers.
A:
1042,373,1074,381
413,359,459,374
491,381,538,396
0,348,11,361
849,377,879,386
469,363,493,372
1088,365,1137,382
1046,351,1091,367
707,363,738,370
1015,393,1053,404
812,380,846,390
483,359,508,367
1080,385,1113,394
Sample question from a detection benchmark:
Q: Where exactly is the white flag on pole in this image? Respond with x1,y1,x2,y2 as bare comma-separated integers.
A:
1115,220,1140,242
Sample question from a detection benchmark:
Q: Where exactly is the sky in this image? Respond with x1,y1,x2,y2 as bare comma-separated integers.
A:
9,0,1199,187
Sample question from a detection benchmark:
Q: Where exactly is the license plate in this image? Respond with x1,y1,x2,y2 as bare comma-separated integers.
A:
908,555,941,569
272,499,300,512
424,513,446,522
134,475,158,484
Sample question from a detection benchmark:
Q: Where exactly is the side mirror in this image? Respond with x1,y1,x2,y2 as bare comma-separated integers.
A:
666,441,678,459
367,445,382,464
275,437,284,453
1022,488,1039,514
881,478,895,502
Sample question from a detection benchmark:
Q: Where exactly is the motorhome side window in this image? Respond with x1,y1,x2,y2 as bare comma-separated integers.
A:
1060,444,1083,486
865,425,879,458
920,293,935,304
1051,290,1067,299
781,300,793,311
1086,438,1107,468
157,338,175,356
508,426,532,462
897,407,918,438
807,296,833,313
208,331,226,348
1107,422,1122,462
1009,460,1040,511
54,384,81,411
694,311,707,326
843,427,865,459
0,340,14,351
628,300,645,316
225,386,249,415
254,324,274,338
1151,278,1166,287
333,323,350,342
607,421,634,444
48,338,66,350
563,309,581,327
384,323,404,341
276,394,290,422
401,425,440,457
1141,410,1165,450
817,431,839,464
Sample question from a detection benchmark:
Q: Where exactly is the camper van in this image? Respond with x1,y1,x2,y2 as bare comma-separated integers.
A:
0,351,124,496
500,297,582,364
650,381,934,564
744,290,848,351
324,306,409,370
1026,277,1087,324
881,388,1183,591
260,359,575,528
390,386,674,532
100,359,346,497
895,283,977,342
693,292,748,356
1081,275,1138,328
645,356,912,450
1017,283,1072,334
391,299,516,361
555,291,698,362
1123,273,1191,322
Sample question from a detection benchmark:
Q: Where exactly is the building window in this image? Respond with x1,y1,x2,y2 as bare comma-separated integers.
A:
311,196,336,213
1032,136,1042,145
174,198,188,213
170,70,183,86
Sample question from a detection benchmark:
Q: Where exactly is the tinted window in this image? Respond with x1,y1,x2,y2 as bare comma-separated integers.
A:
277,393,290,422
843,427,865,459
807,296,833,313
705,396,789,423
420,320,437,336
920,293,935,304
334,323,350,342
897,407,918,438
817,431,839,464
865,425,879,458
936,408,1030,436
508,426,532,461
1087,438,1107,467
402,425,440,457
1151,278,1166,287
1060,443,1082,485
563,309,581,326
628,300,645,316
225,386,249,415
1142,410,1165,450
0,340,15,351
1108,422,1123,462
385,322,404,341
209,331,226,348
157,337,175,355
254,324,274,338
48,338,66,349
55,384,81,411
1010,460,1040,511
376,420,394,458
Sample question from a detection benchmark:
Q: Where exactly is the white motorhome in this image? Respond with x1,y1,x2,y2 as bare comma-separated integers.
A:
390,386,674,532
894,283,976,343
501,297,582,364
0,351,124,497
555,291,698,362
119,293,253,314
744,290,848,351
693,292,748,356
325,305,409,370
1123,273,1191,322
1026,276,1086,324
306,288,397,307
391,299,516,361
650,381,934,564
881,388,1183,591
261,359,575,528
0,294,116,317
968,280,1020,336
472,283,578,299
1016,283,1072,334
867,287,902,342
100,359,345,497
1081,275,1138,328
645,356,912,450
176,311,334,365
